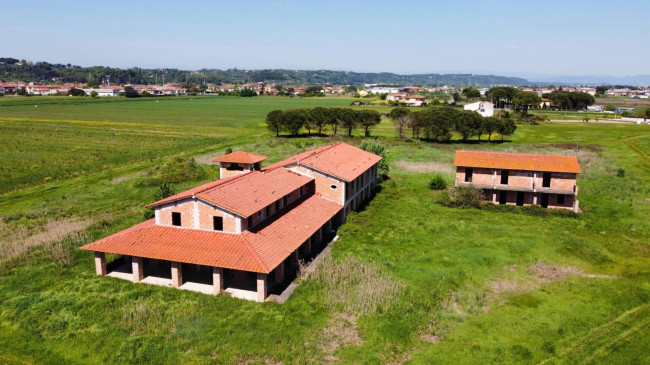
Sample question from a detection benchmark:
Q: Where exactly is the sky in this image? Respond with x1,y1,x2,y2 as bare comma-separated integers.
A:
2,0,648,77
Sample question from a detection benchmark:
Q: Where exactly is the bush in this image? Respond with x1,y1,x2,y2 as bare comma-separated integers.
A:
224,147,233,154
359,140,389,183
156,158,205,183
617,168,625,177
449,186,483,208
428,174,448,190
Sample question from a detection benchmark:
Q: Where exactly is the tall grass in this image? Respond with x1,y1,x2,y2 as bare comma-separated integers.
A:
306,255,404,315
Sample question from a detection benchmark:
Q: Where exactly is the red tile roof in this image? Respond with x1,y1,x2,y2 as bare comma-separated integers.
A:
147,169,313,217
454,151,581,174
81,196,341,273
213,151,268,164
265,142,382,181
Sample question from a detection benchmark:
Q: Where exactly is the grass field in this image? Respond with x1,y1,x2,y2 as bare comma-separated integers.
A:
0,96,649,364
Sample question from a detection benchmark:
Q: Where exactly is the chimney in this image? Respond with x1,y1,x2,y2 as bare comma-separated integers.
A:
212,151,268,179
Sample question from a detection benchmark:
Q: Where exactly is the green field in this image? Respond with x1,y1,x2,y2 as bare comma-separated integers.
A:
0,96,649,364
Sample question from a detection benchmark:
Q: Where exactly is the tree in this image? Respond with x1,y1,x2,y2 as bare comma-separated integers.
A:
645,108,650,122
282,109,306,136
481,117,500,142
305,85,323,94
389,108,411,139
595,85,610,96
265,109,283,136
359,140,389,184
345,85,357,93
496,118,517,141
329,108,345,135
239,87,257,97
90,90,98,98
462,87,481,100
358,109,381,137
513,91,541,115
86,77,100,88
338,109,359,137
452,92,460,103
16,87,27,96
124,86,139,98
425,107,456,141
67,88,86,96
605,103,615,111
454,110,483,142
299,109,315,135
309,107,329,134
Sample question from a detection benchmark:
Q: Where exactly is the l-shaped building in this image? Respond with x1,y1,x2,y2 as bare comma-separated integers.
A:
82,142,382,302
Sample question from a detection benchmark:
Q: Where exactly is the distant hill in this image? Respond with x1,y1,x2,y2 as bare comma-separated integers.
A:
0,57,528,86
527,74,650,86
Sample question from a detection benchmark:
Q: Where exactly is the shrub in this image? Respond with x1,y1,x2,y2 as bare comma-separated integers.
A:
449,186,483,208
428,174,448,190
224,147,233,154
617,168,625,177
359,140,389,183
156,158,205,183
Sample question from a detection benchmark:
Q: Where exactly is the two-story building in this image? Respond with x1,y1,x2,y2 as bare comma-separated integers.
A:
454,151,581,212
82,142,382,302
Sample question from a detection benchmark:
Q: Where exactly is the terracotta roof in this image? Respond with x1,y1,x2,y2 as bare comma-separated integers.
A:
81,196,341,273
265,142,382,181
213,151,268,164
454,151,581,174
147,169,313,217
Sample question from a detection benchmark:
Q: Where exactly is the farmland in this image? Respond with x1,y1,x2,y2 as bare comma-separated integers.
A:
0,95,649,364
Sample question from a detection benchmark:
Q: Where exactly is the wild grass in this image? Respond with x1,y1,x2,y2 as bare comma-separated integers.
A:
305,255,404,315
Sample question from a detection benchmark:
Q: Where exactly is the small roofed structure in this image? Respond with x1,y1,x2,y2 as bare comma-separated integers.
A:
213,151,268,179
454,150,581,212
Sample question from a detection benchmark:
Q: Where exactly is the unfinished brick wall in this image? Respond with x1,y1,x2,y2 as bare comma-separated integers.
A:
289,165,345,204
157,199,195,228
197,201,238,232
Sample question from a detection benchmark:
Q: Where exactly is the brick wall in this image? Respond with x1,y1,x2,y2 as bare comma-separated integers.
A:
157,198,195,228
197,201,238,232
289,165,345,204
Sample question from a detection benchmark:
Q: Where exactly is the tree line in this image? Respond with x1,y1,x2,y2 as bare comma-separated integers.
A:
265,108,381,137
389,107,516,142
485,86,595,112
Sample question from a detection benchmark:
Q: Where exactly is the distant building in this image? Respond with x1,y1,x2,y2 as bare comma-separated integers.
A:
586,105,603,112
464,101,494,117
454,151,581,212
83,88,121,97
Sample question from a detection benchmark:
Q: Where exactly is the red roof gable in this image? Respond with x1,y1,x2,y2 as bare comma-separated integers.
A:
213,151,268,164
454,151,581,174
82,196,341,273
264,142,382,181
147,169,313,217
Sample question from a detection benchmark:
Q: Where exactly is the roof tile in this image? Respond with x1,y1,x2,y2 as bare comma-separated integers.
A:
454,151,581,174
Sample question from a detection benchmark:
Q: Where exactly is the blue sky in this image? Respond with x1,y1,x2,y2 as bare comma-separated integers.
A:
2,1,648,77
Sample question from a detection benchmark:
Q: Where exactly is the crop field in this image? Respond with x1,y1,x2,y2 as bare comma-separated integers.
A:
0,96,649,364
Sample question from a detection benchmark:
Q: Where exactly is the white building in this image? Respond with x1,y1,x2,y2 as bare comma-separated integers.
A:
83,88,121,97
464,101,494,117
369,87,401,94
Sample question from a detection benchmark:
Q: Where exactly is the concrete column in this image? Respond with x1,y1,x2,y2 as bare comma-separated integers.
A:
94,252,106,276
171,262,182,288
319,227,323,243
274,262,285,283
256,273,267,302
213,267,224,294
132,257,144,282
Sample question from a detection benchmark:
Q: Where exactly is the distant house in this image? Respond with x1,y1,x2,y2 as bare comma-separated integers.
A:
404,94,427,106
358,90,369,97
386,93,406,102
454,151,581,212
82,143,382,302
539,98,552,108
464,101,494,117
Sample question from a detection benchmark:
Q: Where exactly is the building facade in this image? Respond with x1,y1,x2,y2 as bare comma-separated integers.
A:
82,143,382,302
454,151,581,212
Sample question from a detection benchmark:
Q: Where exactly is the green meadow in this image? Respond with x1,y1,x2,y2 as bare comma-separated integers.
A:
0,96,648,364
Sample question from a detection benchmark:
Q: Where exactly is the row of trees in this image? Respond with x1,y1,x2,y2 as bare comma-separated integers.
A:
389,107,516,142
266,108,381,137
485,86,596,112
